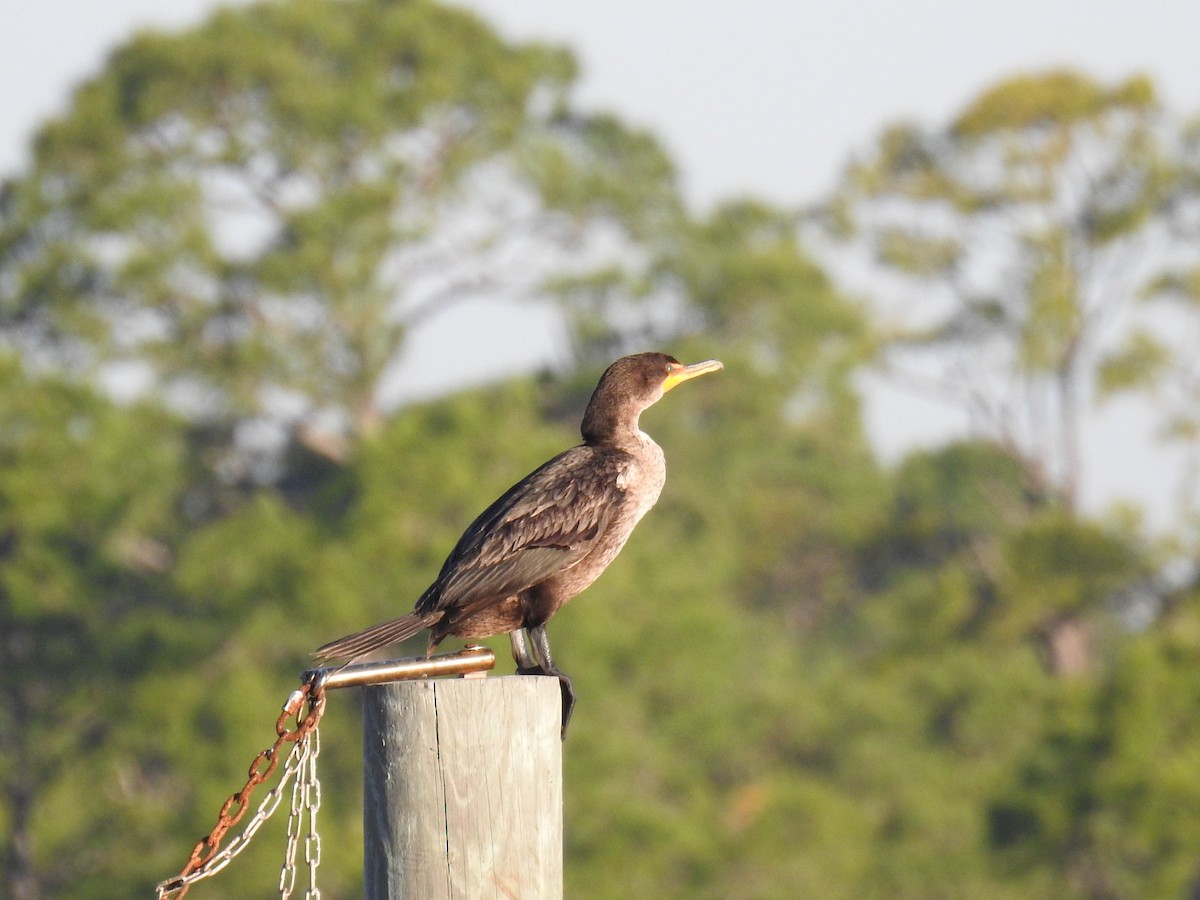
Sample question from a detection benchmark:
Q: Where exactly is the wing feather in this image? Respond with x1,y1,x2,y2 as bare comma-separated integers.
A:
416,445,627,614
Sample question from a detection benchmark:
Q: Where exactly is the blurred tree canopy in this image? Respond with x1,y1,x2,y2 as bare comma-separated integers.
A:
819,69,1200,513
0,0,681,474
2,4,1200,898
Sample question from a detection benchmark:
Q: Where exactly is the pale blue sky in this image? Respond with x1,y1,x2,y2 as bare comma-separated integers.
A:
6,1,1199,204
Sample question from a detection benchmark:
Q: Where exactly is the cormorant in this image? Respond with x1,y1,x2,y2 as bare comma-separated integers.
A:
314,352,723,735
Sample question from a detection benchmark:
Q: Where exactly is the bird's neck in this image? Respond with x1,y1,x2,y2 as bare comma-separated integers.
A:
581,411,648,453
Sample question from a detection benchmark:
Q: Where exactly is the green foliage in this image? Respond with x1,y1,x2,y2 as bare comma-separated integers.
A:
952,71,1156,137
876,228,963,276
1096,328,1172,395
672,200,871,404
1142,264,1200,306
2,5,1198,898
0,281,1189,899
1118,262,1200,507
0,356,193,896
1020,228,1079,373
825,69,1200,511
985,594,1200,897
993,512,1144,640
0,0,682,455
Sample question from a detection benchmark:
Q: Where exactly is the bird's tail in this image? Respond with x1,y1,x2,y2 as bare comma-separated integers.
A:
313,611,439,663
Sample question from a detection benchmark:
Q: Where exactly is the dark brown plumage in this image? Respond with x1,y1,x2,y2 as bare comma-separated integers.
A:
314,352,723,734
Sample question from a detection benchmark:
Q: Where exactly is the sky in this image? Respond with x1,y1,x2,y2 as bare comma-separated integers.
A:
3,0,1200,526
7,2,1200,206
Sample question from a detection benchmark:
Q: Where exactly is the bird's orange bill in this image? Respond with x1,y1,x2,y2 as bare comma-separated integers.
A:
663,358,724,393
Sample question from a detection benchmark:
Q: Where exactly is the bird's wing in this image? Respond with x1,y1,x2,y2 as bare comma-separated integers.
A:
417,446,626,614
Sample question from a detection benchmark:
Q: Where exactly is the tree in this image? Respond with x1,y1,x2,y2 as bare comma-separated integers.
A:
0,2,690,894
13,6,1200,894
985,586,1200,898
818,70,1200,511
547,202,884,898
1098,112,1200,532
0,0,682,473
0,354,190,899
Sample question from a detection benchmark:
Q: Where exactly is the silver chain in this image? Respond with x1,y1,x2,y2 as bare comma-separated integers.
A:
280,727,322,899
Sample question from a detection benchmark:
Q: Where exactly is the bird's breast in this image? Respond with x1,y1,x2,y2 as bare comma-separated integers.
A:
528,437,666,610
614,433,666,524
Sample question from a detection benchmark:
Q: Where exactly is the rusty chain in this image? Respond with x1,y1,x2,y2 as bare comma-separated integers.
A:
154,649,494,898
155,679,326,899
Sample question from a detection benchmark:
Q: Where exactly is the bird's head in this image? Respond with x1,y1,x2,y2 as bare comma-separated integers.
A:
581,352,724,444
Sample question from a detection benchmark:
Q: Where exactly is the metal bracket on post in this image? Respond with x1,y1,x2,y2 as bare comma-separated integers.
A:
301,645,495,691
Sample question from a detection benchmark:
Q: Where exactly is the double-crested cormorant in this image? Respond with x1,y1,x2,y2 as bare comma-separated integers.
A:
314,352,723,735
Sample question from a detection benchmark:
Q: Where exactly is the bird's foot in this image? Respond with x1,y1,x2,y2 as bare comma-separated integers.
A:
513,625,575,739
555,671,576,739
515,665,575,739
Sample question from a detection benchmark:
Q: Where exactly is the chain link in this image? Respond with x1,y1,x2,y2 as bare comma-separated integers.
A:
303,726,322,898
156,681,326,899
280,725,322,899
280,743,304,898
156,652,497,898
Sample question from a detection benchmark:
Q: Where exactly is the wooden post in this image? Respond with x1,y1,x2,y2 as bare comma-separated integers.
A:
362,676,563,900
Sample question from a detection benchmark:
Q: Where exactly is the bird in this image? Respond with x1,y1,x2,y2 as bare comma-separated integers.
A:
314,351,723,735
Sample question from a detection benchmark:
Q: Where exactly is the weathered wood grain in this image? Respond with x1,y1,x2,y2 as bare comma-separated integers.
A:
363,676,562,900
